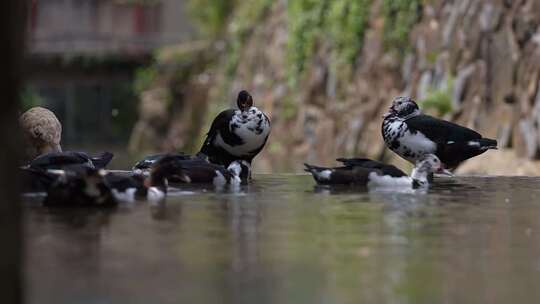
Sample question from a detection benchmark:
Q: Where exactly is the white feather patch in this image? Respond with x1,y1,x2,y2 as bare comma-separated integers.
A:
367,172,412,188
398,131,437,156
147,187,165,202
213,170,227,186
111,188,137,203
315,169,332,181
214,107,270,157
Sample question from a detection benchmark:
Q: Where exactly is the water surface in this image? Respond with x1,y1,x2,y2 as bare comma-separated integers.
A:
24,175,540,304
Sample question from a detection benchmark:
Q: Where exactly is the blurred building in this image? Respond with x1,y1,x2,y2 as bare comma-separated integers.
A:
26,0,193,146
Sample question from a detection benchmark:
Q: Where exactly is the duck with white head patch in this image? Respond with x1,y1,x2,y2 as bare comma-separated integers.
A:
305,154,445,189
382,96,498,169
41,156,175,206
145,154,251,187
199,90,271,169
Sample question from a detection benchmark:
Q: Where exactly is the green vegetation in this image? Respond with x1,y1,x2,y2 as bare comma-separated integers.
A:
21,87,44,110
327,0,371,67
133,66,158,96
223,0,274,77
187,0,235,37
382,0,420,57
287,0,371,85
419,77,454,117
287,0,328,83
113,0,161,6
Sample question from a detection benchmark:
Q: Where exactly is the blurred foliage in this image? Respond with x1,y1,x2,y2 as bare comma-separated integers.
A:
187,0,235,37
287,0,328,84
114,0,161,6
21,87,45,110
382,0,421,57
419,77,453,117
223,0,274,77
133,66,158,96
287,0,371,85
328,0,371,66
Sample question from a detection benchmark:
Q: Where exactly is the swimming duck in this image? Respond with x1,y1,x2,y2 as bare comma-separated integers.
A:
20,107,62,161
132,153,191,171
142,154,251,187
198,90,271,167
28,151,114,171
20,166,59,193
305,154,444,189
42,157,174,207
382,96,497,169
132,153,251,185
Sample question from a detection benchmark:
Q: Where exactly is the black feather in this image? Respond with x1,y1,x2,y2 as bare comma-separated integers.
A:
336,158,407,177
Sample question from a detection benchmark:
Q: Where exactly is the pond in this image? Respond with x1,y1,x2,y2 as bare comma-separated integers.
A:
24,175,540,304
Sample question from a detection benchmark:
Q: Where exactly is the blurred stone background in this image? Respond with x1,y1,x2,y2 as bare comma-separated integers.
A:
26,0,540,174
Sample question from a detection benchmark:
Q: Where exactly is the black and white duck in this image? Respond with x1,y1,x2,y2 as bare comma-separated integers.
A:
21,152,114,193
40,155,184,207
382,96,497,169
132,153,191,171
305,154,444,189
134,153,251,187
28,151,114,171
198,90,271,167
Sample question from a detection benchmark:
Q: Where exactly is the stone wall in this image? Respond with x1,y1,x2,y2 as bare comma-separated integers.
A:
134,0,540,174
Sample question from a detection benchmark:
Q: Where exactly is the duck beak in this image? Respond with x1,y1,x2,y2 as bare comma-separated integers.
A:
437,167,454,177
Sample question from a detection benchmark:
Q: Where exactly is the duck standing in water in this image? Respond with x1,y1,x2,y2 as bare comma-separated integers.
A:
305,154,444,189
199,90,271,168
382,96,497,169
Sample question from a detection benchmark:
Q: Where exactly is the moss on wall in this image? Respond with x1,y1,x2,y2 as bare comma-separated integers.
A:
382,0,421,57
287,0,371,85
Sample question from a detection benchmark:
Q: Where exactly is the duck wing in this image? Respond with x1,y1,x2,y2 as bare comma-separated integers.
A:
29,151,93,170
199,109,240,155
132,153,190,170
336,158,406,177
405,114,482,144
304,163,378,185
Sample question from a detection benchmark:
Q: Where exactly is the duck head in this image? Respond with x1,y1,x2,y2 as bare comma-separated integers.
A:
227,160,251,184
237,90,254,112
385,96,421,119
411,154,443,188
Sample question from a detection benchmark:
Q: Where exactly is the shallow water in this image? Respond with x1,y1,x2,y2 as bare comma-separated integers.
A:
24,175,540,304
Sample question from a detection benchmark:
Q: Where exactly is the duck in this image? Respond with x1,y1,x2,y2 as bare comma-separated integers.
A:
198,90,271,168
20,107,115,171
132,152,191,171
20,107,62,161
134,153,251,187
304,154,444,189
382,96,497,169
41,155,179,207
28,151,114,171
20,166,59,193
